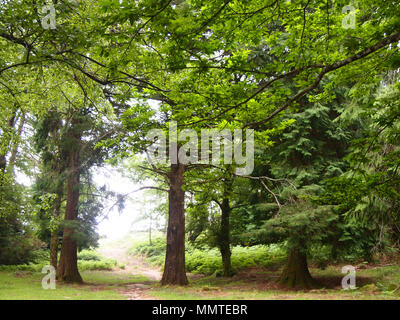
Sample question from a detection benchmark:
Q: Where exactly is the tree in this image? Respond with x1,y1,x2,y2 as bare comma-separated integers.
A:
255,201,337,289
1,0,399,289
92,0,400,286
186,165,239,277
321,70,400,260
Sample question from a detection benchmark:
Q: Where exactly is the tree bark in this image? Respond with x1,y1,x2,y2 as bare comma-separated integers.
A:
279,247,320,289
0,155,6,173
161,162,188,286
50,230,59,270
57,138,82,283
218,197,233,277
50,194,62,269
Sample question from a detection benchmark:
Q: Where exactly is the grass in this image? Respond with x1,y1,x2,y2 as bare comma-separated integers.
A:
0,270,153,300
2,232,400,300
148,265,400,300
82,271,150,285
4,265,399,300
0,265,400,300
0,271,124,300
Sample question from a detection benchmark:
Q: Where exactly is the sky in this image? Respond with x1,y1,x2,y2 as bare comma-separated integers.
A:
94,166,144,240
93,165,163,241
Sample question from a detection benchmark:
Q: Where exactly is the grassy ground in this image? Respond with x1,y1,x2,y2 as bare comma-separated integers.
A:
2,233,400,300
0,270,151,300
2,264,399,300
150,265,400,300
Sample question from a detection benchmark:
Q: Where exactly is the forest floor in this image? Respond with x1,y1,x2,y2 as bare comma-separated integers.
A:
97,237,162,300
1,238,400,300
96,238,400,300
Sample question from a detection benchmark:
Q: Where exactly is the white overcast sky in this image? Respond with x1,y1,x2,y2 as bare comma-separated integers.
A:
94,166,143,240
94,165,161,240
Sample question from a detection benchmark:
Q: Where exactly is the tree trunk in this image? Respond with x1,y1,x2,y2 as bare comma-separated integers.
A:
57,143,82,283
50,230,59,270
50,195,62,269
218,197,233,277
279,247,320,289
161,162,188,286
0,155,6,173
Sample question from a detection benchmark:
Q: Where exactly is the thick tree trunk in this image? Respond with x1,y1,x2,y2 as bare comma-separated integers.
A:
218,197,233,277
161,163,188,286
50,230,59,270
57,145,82,283
279,247,320,289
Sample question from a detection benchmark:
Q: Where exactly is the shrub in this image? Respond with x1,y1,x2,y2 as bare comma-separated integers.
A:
78,259,117,271
129,237,166,258
129,237,287,275
0,249,118,272
0,263,44,272
30,249,50,264
77,249,102,261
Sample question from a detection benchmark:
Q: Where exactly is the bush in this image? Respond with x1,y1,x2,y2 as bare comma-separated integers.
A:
0,249,118,272
78,259,117,271
185,245,286,274
30,249,50,264
0,263,44,272
77,249,102,261
129,238,166,258
0,229,46,265
129,237,287,275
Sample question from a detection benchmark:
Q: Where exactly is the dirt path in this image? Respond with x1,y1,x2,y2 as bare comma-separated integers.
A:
98,241,162,300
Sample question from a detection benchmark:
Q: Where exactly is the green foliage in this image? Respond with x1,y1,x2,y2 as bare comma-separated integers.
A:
318,74,400,259
128,237,166,265
129,237,286,275
78,259,118,271
0,249,118,272
0,232,45,266
253,201,337,248
0,177,45,265
186,245,287,275
77,249,102,261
